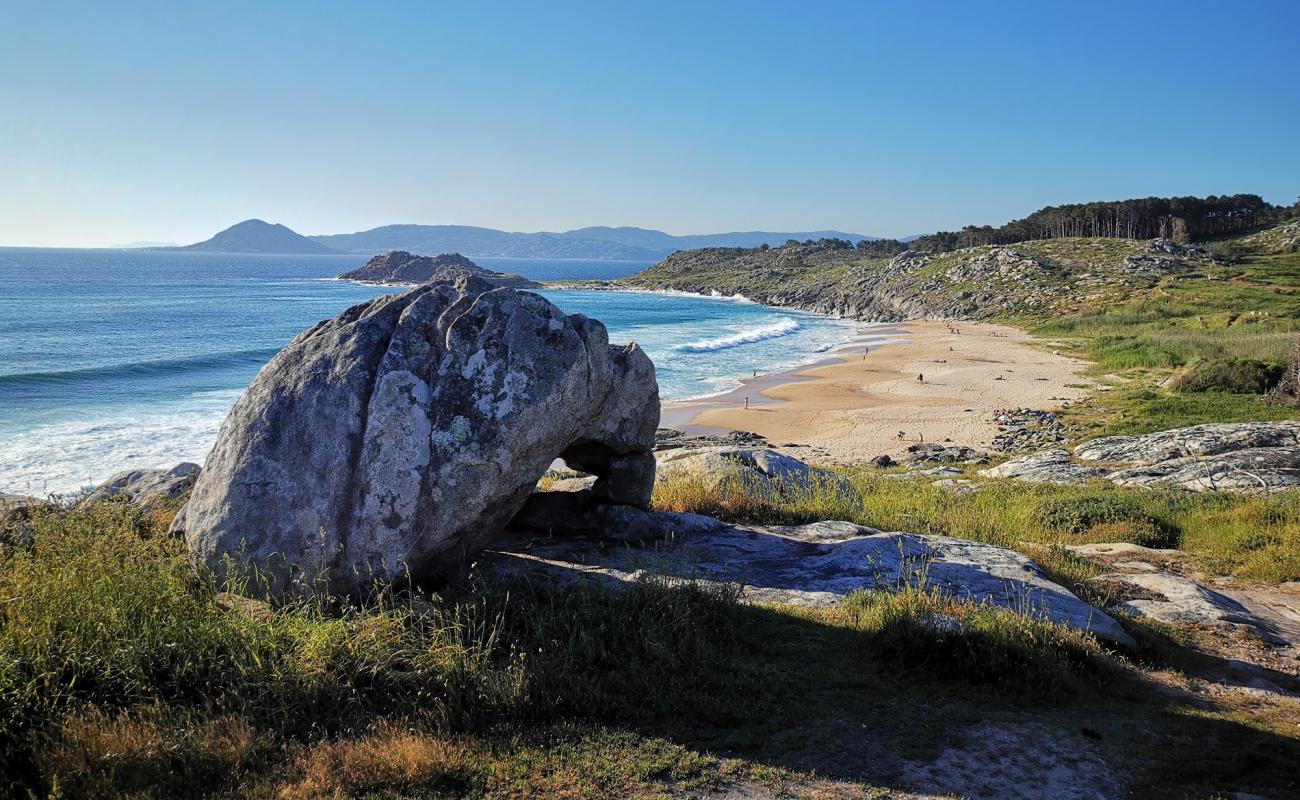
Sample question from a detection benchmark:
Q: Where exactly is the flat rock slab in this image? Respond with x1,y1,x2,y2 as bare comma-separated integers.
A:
1090,571,1289,646
981,449,1105,484
488,516,1135,647
982,422,1300,492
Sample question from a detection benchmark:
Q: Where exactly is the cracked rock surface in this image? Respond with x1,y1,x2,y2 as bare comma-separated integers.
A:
982,422,1300,492
173,280,658,598
490,516,1135,647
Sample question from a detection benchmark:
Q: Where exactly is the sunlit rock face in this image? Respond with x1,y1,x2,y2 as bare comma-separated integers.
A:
173,278,658,598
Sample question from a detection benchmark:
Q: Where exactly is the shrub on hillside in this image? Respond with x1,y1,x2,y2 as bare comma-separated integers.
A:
1173,358,1283,395
1034,494,1176,548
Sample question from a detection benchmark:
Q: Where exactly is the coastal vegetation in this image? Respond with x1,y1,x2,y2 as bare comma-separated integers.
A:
653,465,1300,585
5,202,1299,799
4,501,1298,798
910,194,1294,252
622,214,1300,439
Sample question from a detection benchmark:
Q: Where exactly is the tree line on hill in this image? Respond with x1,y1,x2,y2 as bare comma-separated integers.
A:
908,194,1295,253
719,194,1298,259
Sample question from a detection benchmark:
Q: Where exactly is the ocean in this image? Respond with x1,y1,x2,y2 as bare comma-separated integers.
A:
0,248,861,495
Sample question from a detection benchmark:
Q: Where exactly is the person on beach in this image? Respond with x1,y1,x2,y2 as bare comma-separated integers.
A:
917,373,924,383
744,396,749,410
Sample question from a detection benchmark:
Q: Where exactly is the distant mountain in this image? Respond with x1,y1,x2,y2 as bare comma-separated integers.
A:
311,225,663,260
173,220,340,255
170,220,883,259
311,225,878,260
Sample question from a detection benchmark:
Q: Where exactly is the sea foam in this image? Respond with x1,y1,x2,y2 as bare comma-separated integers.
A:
677,317,801,352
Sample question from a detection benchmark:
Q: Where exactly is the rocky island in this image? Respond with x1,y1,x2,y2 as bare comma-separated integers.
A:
338,250,539,288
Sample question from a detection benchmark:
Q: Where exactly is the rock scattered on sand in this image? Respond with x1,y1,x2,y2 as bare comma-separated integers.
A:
80,463,201,515
906,442,989,465
173,281,658,598
489,516,1135,647
990,408,1067,453
983,422,1300,492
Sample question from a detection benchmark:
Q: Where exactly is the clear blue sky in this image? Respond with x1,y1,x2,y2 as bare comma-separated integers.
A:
2,0,1297,246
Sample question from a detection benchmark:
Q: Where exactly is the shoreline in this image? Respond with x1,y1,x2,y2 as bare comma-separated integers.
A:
660,319,1092,464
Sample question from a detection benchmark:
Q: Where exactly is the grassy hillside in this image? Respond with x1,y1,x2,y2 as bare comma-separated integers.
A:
4,501,1298,799
623,223,1300,436
1034,230,1300,437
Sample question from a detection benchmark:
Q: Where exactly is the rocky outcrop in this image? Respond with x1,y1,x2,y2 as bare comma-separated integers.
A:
982,422,1300,492
173,282,659,598
1237,221,1300,255
80,463,200,515
905,443,989,465
489,516,1135,647
339,251,538,288
617,237,1210,322
991,408,1068,452
1,493,44,546
654,446,848,496
1091,571,1277,635
1065,542,1300,667
982,449,1106,484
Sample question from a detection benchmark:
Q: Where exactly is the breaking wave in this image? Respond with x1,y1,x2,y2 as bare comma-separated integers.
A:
677,318,801,352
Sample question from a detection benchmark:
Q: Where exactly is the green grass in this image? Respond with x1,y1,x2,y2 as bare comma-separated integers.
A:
1025,241,1300,436
0,502,1125,798
653,469,1300,585
7,501,1299,798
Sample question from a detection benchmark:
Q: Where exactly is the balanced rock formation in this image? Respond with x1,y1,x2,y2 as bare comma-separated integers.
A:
80,463,201,515
339,250,537,288
983,422,1300,492
173,281,658,597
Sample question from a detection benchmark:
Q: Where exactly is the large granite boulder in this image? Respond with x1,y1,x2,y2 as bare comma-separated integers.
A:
80,463,201,516
982,422,1300,492
173,281,658,598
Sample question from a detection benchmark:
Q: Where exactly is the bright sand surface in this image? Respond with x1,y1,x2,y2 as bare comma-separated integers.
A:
659,320,1092,464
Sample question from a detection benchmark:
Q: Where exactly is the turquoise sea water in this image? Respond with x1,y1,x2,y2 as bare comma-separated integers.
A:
0,249,861,494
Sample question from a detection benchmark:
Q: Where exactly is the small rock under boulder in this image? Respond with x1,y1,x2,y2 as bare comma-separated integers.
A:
173,282,659,598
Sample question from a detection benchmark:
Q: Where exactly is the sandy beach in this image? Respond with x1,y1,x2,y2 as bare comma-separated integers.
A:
660,320,1092,464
